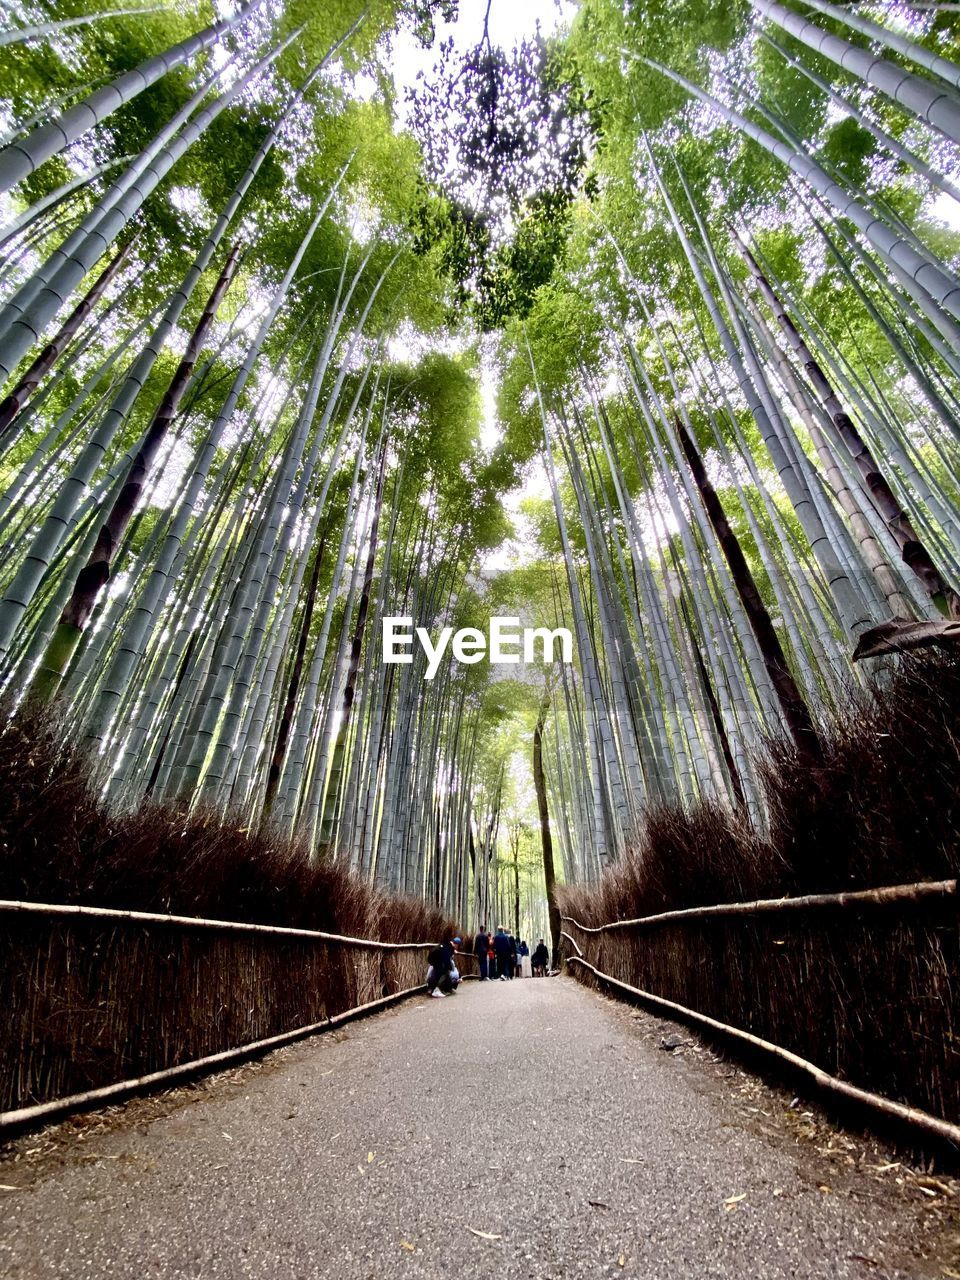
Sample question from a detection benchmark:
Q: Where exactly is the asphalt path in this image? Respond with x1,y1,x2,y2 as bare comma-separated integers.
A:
0,976,951,1278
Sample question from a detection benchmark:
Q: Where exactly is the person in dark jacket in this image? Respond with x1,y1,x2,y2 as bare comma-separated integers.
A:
493,926,514,981
474,924,490,981
532,939,549,976
426,934,461,998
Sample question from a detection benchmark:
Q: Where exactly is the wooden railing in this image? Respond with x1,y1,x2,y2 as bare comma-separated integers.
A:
562,878,957,933
0,899,476,1134
562,879,960,1152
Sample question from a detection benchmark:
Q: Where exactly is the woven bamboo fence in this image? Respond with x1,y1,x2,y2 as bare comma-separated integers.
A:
0,899,477,1124
562,879,960,1141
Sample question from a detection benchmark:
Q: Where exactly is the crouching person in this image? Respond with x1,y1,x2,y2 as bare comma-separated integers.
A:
426,933,462,998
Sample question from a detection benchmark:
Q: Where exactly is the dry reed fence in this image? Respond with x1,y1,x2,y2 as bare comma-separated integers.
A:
0,901,478,1118
559,653,960,1143
562,883,960,1133
0,703,475,1124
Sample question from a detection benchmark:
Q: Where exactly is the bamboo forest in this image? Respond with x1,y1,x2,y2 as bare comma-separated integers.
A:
3,0,960,907
4,0,960,1272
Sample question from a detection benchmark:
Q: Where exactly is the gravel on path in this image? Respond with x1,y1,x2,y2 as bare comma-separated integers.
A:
1,975,955,1279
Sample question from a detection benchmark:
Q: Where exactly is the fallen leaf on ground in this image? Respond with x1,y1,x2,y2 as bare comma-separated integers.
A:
367,1152,375,1163
587,1200,610,1209
620,1158,643,1165
848,1256,878,1269
0,1185,21,1192
467,1228,503,1241
400,1241,415,1252
618,1255,627,1267
723,1194,746,1210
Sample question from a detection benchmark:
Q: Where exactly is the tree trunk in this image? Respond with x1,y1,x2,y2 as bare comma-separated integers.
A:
0,239,131,438
0,7,166,50
752,0,960,146
789,0,960,95
261,531,327,819
642,60,960,347
735,231,960,620
675,417,824,766
533,688,562,967
679,595,746,810
318,434,389,849
30,243,240,702
511,827,521,943
0,0,265,194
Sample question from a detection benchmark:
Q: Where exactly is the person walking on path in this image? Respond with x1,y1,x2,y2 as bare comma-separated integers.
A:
426,934,462,998
493,926,514,981
532,939,549,976
474,925,490,981
519,940,531,979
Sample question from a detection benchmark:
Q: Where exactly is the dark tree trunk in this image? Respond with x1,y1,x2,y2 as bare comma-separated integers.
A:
0,239,132,438
262,531,327,817
678,591,746,810
144,628,201,798
675,416,824,766
434,799,442,906
533,687,562,967
31,242,240,702
318,434,389,846
512,836,521,943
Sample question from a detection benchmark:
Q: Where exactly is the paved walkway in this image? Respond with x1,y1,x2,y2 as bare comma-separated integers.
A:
0,978,950,1278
